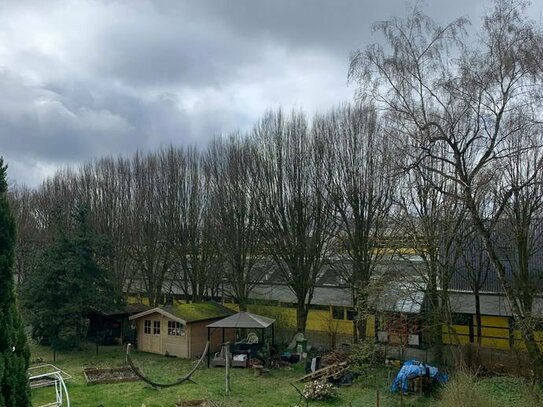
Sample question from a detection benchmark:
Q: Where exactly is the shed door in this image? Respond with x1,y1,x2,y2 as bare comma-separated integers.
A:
139,319,152,352
151,319,162,353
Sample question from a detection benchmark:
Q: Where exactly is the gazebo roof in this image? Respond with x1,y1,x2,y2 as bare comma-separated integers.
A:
206,311,275,329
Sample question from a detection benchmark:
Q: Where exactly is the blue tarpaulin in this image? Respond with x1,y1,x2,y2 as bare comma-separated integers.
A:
391,360,448,394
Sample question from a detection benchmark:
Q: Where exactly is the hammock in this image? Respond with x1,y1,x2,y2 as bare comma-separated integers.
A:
125,341,209,388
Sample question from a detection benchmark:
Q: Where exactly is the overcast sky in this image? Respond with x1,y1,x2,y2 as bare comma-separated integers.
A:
1,0,542,187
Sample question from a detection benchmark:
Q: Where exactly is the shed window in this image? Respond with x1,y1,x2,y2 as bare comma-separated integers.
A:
153,320,161,335
144,320,151,335
168,321,185,336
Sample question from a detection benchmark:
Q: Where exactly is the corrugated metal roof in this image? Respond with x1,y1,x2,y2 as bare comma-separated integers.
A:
449,222,543,293
373,278,427,314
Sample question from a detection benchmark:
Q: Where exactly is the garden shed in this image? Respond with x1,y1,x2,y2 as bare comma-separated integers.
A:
129,301,235,358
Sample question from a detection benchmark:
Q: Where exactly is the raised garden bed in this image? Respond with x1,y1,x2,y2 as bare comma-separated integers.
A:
83,367,139,385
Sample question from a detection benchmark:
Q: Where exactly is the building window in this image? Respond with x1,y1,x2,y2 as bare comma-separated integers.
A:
153,320,161,335
144,320,151,334
451,313,472,326
332,306,345,320
168,321,185,336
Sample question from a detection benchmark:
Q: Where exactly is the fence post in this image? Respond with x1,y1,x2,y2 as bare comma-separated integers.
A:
224,343,230,396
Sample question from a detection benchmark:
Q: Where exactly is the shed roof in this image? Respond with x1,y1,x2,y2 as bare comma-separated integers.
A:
129,301,235,324
206,311,275,329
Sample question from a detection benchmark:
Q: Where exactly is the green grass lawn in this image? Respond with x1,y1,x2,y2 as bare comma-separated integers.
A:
29,343,541,407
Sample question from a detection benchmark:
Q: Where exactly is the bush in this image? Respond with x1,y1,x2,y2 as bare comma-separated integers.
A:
302,380,338,401
349,340,377,375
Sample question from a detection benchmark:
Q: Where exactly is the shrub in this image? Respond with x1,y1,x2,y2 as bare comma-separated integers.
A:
302,380,338,400
349,340,377,375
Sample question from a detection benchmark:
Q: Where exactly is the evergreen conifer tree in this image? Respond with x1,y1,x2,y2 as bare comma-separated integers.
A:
23,205,114,351
0,158,31,406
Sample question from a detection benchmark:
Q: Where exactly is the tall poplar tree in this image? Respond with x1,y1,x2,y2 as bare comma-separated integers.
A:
0,158,31,406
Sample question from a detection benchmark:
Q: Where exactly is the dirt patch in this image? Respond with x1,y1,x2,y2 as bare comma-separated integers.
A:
83,367,139,385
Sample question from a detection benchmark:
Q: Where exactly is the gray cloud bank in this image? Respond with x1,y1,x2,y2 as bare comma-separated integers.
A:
0,0,540,186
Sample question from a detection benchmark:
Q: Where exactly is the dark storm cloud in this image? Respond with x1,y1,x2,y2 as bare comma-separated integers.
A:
0,70,241,161
0,0,541,186
85,4,257,87
178,0,488,57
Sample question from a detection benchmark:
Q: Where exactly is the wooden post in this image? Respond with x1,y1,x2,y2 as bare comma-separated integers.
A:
376,388,380,407
224,342,230,396
207,328,211,368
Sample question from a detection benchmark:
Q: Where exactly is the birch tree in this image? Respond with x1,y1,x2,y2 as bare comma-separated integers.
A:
350,0,543,376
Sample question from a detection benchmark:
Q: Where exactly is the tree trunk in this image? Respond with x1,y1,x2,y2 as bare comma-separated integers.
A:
296,303,308,334
356,317,368,342
238,298,248,312
475,289,482,345
428,267,443,364
355,294,368,341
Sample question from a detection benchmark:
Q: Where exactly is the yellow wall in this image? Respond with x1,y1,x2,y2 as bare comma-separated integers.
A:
224,302,375,338
442,315,543,351
442,324,471,345
127,296,150,306
512,330,543,351
477,315,510,349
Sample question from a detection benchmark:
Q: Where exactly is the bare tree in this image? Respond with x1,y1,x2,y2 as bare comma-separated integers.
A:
317,104,396,342
393,151,469,363
205,135,265,311
170,147,218,302
350,0,543,376
129,152,176,307
76,157,135,300
254,111,337,333
499,131,543,326
8,186,41,288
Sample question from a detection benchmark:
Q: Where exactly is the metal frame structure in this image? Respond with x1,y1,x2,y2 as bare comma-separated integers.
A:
29,365,71,407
